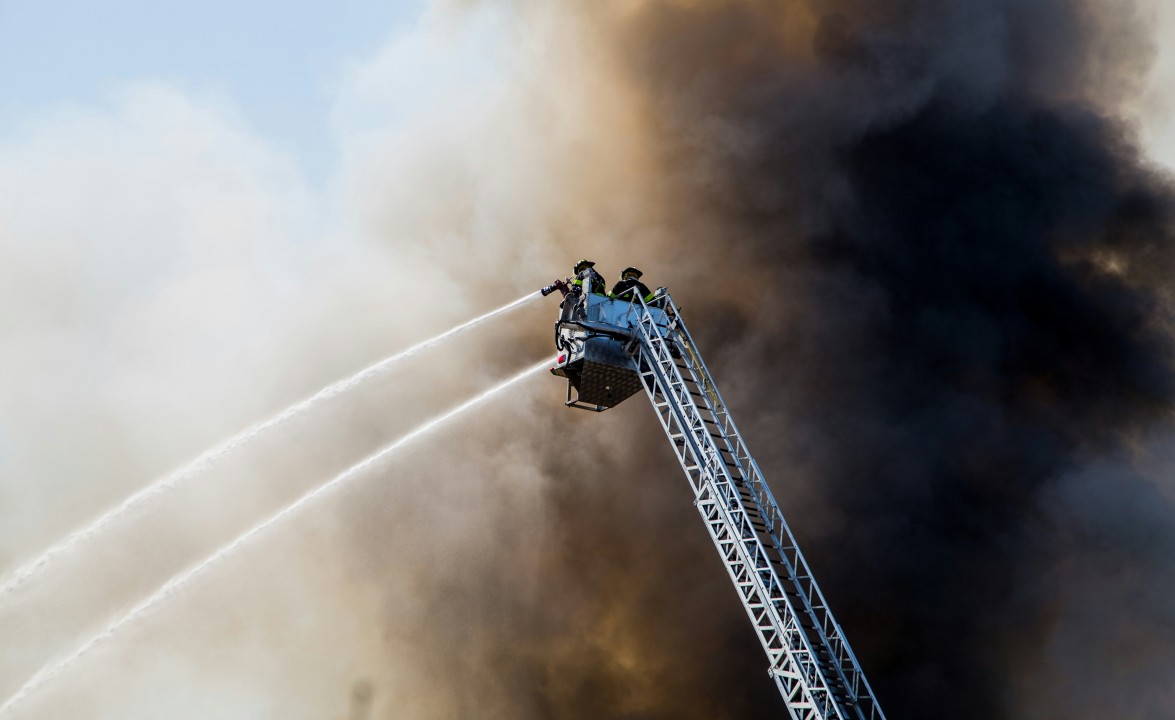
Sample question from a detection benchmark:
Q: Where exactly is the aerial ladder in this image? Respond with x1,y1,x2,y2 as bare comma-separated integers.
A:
541,281,886,720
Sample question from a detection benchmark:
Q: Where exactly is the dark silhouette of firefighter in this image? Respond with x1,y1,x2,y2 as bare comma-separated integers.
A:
610,266,654,303
540,259,607,321
571,258,606,296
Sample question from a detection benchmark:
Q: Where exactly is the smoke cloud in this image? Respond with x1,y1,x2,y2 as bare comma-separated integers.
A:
4,1,1175,719
333,2,1175,718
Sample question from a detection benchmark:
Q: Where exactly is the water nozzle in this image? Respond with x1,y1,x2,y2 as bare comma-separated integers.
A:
541,278,569,297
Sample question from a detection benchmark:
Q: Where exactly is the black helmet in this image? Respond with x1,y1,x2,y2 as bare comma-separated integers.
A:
574,258,595,273
621,266,643,279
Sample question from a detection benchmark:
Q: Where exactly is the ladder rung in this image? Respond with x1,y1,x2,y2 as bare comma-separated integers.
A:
638,303,883,718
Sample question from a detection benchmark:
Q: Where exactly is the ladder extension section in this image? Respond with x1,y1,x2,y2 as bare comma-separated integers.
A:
630,295,885,720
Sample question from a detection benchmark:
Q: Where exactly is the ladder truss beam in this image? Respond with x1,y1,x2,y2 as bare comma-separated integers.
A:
628,295,885,720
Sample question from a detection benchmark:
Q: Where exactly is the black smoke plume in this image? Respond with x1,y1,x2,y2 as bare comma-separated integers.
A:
350,2,1175,718
613,1,1175,716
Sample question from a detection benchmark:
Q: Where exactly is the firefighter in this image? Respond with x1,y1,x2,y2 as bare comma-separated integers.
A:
610,266,655,303
570,259,607,296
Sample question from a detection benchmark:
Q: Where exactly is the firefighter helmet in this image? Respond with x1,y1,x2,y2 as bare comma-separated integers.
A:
621,266,643,280
574,258,595,273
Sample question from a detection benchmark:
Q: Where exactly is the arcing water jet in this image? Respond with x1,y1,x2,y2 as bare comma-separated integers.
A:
0,357,550,717
0,291,540,600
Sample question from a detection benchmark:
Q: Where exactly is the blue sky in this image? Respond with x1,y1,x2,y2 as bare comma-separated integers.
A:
0,5,549,713
0,0,425,182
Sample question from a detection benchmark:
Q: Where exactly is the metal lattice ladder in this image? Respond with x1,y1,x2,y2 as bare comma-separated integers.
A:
629,294,886,720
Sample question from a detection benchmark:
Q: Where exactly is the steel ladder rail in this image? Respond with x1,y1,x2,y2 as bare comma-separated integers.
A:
628,294,885,720
669,327,881,720
629,302,840,720
661,297,885,720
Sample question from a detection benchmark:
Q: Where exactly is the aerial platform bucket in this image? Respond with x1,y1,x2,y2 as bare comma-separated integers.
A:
554,335,641,409
550,293,668,412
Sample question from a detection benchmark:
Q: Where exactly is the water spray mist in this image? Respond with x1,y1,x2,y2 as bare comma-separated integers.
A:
0,291,540,600
0,357,551,717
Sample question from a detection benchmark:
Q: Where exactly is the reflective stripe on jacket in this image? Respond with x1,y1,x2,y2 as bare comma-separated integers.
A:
573,268,607,295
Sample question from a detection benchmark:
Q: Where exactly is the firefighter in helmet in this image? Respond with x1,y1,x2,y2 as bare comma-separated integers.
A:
610,266,655,303
571,258,607,296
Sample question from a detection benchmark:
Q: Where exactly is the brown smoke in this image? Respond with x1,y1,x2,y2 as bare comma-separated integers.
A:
5,1,1175,717
338,1,1175,718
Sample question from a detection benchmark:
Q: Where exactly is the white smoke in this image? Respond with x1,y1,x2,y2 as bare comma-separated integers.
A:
9,1,1173,717
1139,0,1175,171
0,5,593,717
